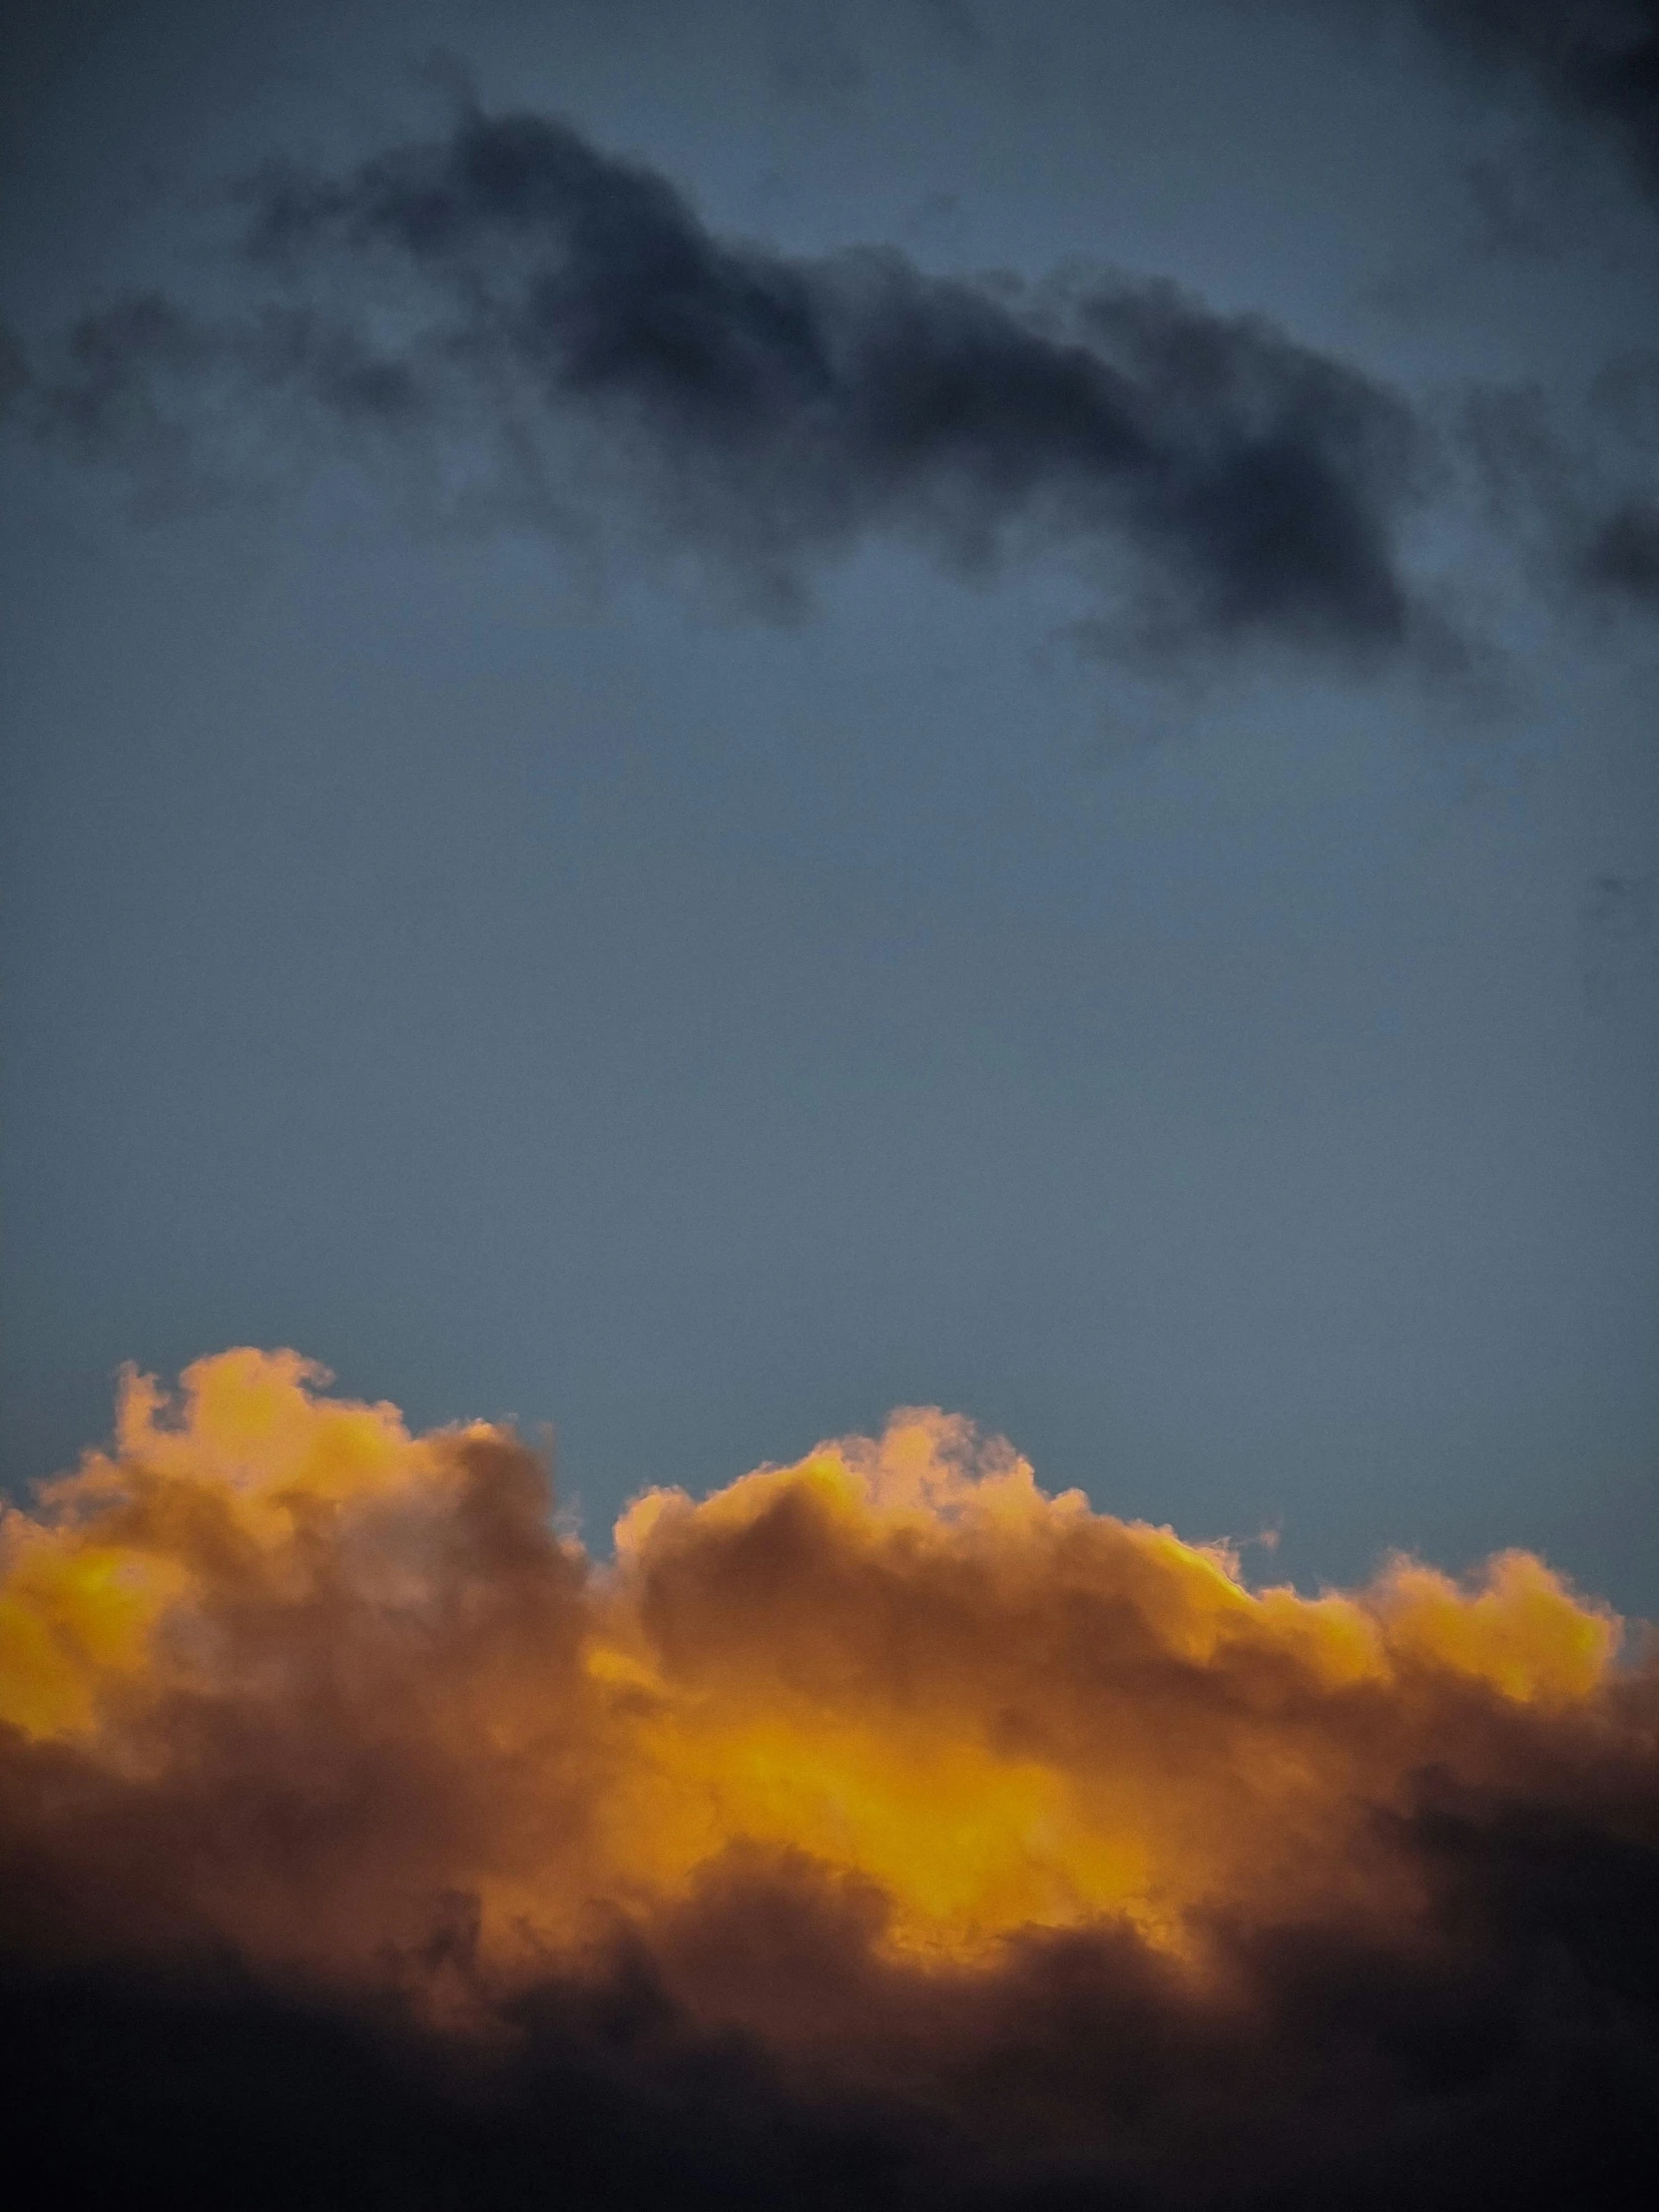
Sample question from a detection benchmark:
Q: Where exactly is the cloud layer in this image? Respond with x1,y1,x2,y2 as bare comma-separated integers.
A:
14,103,1435,666
5,1352,1657,2207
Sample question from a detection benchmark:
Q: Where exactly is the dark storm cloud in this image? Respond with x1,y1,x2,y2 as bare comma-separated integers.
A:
13,104,1435,666
8,1780,1659,2210
1387,2,1659,200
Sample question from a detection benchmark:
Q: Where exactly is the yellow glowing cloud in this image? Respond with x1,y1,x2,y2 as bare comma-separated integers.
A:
0,1352,1632,1993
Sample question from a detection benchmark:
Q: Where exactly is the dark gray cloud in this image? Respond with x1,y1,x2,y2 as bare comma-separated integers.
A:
1458,379,1659,614
1584,494,1659,598
7,1768,1659,2211
1270,6,1659,621
1392,2,1659,199
13,103,1437,667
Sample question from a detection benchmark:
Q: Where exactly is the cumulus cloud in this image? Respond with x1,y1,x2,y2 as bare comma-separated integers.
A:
9,102,1439,667
4,1351,1657,2207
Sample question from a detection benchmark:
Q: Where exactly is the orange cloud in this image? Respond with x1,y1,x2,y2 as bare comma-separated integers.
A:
3,1353,1655,2208
0,1353,1635,1969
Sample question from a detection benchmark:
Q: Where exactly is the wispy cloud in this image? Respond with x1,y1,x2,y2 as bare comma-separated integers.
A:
12,102,1440,668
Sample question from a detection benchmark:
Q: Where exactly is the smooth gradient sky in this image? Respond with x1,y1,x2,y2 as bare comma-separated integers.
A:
3,0,1657,1609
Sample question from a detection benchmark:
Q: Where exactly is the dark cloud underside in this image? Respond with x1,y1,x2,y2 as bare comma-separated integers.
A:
7,1829,1659,2212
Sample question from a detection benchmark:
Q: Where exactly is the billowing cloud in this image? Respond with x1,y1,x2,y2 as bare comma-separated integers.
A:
5,1351,1657,2207
11,103,1437,668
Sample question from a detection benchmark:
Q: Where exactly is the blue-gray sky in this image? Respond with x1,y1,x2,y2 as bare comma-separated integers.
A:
3,0,1657,1608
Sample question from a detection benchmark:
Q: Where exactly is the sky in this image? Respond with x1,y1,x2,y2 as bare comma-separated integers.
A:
3,0,1658,1621
5,7,1659,2207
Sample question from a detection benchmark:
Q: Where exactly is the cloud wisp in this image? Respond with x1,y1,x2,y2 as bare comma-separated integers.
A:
4,1351,1657,2208
13,103,1439,668
1457,374,1659,617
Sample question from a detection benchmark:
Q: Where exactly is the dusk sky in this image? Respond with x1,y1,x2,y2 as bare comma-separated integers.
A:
5,6,1659,2207
4,0,1659,1627
6,0,1657,1610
